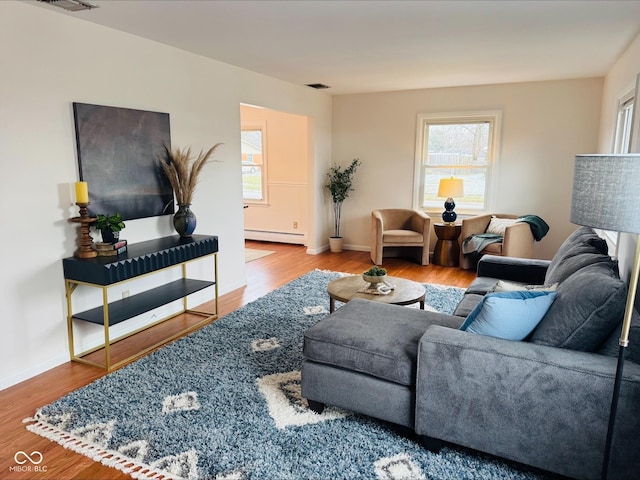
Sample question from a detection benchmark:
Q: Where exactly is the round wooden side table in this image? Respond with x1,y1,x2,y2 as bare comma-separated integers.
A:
432,223,462,267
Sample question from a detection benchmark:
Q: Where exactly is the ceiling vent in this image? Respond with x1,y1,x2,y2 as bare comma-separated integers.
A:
306,83,331,90
38,0,98,11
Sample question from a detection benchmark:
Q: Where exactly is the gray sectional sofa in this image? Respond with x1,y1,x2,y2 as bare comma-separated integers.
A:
301,227,640,479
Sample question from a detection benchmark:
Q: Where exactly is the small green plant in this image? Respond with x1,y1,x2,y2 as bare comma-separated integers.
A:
93,213,126,232
364,266,387,276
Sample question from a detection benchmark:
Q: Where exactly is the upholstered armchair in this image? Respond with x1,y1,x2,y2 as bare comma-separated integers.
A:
459,213,534,270
371,209,431,265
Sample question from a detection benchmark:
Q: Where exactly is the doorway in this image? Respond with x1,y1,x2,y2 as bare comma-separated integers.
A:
240,104,310,245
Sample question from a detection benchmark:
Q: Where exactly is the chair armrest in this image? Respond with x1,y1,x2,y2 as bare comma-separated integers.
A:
476,255,550,284
501,221,534,258
371,211,384,240
372,210,383,228
410,210,431,238
460,214,492,240
370,211,384,264
415,326,640,479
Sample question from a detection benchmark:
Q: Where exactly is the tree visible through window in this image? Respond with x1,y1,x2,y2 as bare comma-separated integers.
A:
241,126,266,202
415,111,501,213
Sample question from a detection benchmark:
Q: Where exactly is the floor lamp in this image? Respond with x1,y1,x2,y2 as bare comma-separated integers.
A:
570,154,640,480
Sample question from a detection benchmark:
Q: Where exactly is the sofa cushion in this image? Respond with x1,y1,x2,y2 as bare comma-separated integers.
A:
383,230,423,243
545,227,610,285
553,226,608,260
483,242,503,254
460,291,557,341
466,277,500,295
303,298,463,386
598,309,640,365
453,293,485,317
545,250,616,286
531,263,627,351
492,280,558,292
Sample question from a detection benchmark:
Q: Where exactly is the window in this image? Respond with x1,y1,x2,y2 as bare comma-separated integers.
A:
241,122,267,202
613,93,633,153
602,90,635,252
414,111,501,214
613,93,634,154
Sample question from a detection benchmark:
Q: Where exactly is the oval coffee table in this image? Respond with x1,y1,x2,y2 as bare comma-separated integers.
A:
327,275,426,313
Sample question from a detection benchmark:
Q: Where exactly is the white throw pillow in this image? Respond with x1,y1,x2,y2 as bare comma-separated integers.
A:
486,216,517,236
492,280,558,292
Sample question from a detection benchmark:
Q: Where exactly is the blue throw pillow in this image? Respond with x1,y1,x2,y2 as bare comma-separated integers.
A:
460,291,557,341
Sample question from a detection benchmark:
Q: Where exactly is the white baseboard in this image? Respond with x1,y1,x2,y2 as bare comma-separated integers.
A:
245,230,306,245
308,242,370,254
0,353,70,391
344,243,370,252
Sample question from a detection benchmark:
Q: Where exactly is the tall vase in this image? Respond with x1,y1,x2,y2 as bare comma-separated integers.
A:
173,204,197,237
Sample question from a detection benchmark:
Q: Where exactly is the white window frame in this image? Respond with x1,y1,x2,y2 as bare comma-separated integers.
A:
613,91,634,155
241,120,268,204
413,110,502,215
601,86,636,254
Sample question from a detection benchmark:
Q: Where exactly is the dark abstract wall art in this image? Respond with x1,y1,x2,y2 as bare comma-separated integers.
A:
73,102,174,220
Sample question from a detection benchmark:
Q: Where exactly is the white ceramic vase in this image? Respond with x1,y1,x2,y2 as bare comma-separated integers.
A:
329,236,343,253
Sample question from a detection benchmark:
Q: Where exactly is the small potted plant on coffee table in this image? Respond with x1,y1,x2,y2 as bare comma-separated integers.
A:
363,265,387,285
94,213,125,243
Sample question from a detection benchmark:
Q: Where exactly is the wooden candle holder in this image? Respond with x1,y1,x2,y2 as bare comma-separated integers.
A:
70,202,97,258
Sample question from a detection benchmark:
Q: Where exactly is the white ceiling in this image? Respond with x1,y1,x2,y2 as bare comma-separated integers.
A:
31,0,640,95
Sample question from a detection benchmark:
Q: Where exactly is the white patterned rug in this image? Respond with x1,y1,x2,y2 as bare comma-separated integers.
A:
25,270,552,480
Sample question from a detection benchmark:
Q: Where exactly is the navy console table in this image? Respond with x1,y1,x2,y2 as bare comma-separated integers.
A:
63,235,218,370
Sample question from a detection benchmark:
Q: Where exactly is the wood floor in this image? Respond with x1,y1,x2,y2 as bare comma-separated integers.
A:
0,241,475,480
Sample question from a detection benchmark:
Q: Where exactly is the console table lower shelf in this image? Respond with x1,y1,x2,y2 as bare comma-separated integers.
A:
63,235,219,371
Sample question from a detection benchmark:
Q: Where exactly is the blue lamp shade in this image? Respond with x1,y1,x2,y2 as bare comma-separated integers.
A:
570,155,640,234
438,177,464,224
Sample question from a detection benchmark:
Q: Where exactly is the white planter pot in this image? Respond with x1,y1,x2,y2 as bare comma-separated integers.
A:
329,236,343,253
363,274,387,284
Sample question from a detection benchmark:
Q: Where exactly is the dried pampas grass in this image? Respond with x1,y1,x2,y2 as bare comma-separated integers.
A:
160,143,222,205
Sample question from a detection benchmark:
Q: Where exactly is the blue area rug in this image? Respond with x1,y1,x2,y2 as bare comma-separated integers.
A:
26,270,549,480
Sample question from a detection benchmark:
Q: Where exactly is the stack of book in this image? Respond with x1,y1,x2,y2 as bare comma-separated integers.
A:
95,239,128,257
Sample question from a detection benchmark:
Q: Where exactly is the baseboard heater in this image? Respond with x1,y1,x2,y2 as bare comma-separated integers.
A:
244,229,305,245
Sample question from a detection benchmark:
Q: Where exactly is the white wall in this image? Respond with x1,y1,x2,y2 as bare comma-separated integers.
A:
0,1,332,389
331,79,603,260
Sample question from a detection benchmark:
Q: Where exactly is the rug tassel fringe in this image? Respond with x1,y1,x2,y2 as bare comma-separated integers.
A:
24,419,183,480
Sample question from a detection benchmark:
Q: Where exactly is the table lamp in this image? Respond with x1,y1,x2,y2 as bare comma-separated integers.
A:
438,177,464,224
570,154,640,480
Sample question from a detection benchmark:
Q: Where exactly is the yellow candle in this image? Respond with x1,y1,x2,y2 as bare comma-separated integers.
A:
75,181,89,203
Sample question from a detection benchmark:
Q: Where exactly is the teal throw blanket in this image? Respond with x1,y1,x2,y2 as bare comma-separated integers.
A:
517,215,550,241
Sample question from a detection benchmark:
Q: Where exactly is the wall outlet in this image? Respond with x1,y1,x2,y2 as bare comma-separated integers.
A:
293,221,298,229
122,290,130,299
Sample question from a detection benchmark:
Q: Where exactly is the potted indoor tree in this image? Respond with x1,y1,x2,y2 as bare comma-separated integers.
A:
325,158,360,252
94,213,125,243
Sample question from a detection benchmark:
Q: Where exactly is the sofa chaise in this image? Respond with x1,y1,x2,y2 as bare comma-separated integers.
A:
301,227,640,479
